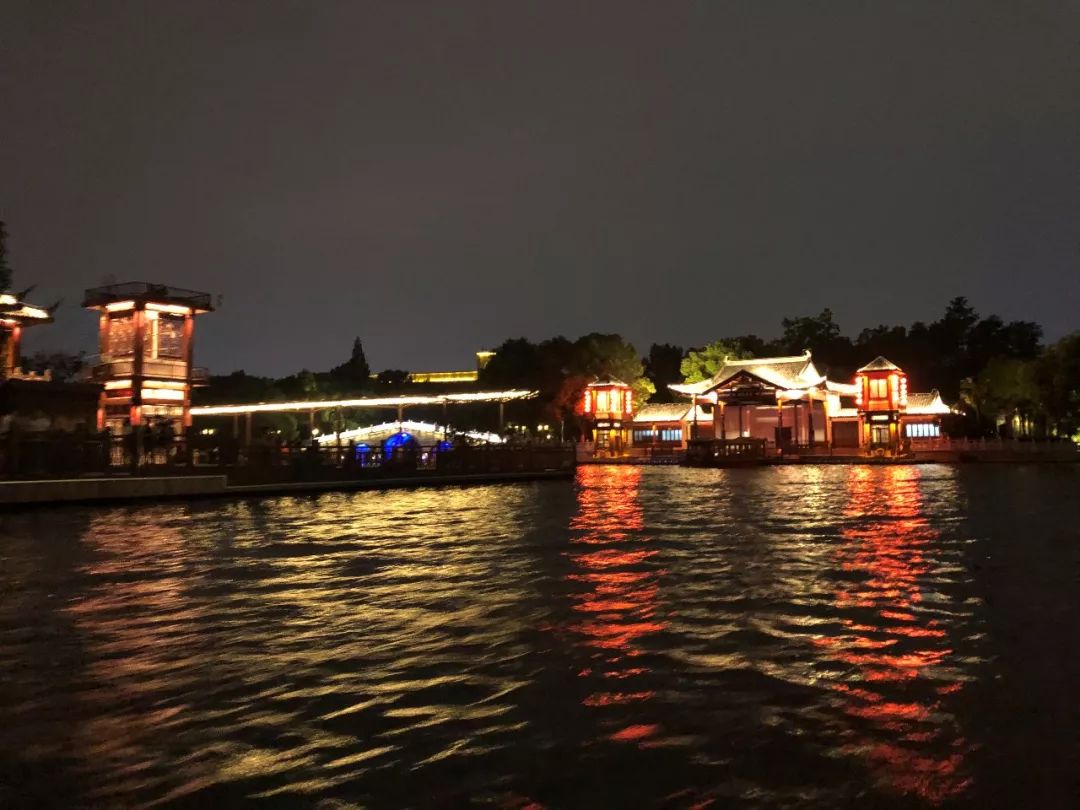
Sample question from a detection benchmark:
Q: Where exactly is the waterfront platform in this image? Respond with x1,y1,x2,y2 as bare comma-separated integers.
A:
581,437,1079,467
0,439,576,506
0,468,574,507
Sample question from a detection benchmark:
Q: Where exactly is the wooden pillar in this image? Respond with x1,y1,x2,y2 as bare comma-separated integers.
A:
807,400,815,446
244,412,252,446
692,396,698,440
397,402,404,423
777,398,783,450
182,313,194,427
130,308,146,426
233,413,239,438
498,401,505,431
308,409,315,434
739,405,745,437
719,402,726,440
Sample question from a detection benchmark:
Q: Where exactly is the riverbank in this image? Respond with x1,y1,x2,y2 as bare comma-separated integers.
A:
0,468,573,507
581,448,1079,466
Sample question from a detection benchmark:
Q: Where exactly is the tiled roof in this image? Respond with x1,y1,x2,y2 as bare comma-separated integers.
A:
857,356,902,372
669,351,825,396
631,403,711,423
906,390,951,415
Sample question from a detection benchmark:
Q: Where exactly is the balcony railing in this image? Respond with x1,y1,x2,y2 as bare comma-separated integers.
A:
89,361,209,384
83,282,213,311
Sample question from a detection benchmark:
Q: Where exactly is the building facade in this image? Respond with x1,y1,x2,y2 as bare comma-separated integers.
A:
83,283,213,433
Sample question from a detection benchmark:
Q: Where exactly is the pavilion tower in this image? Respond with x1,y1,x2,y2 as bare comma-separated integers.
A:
0,292,53,380
854,356,908,455
83,283,213,433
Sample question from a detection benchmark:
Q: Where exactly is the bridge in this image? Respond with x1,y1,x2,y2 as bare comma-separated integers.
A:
190,389,537,443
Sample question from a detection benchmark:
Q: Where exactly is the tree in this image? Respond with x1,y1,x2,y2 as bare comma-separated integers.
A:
644,343,684,402
22,351,86,382
679,340,753,384
0,221,12,290
375,368,409,387
479,338,543,388
962,357,1040,436
329,337,371,388
1034,332,1080,438
777,308,855,376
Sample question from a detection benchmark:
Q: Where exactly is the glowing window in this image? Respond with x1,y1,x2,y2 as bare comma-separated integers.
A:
107,314,135,356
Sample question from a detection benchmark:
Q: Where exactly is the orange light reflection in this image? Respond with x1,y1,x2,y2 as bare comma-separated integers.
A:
569,466,664,744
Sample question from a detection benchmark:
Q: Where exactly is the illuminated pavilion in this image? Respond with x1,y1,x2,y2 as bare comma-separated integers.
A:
0,291,54,381
83,282,214,433
648,351,952,456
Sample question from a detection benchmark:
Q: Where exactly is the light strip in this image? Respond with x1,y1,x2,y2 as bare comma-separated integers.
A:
104,379,133,390
105,301,135,312
142,380,188,390
146,302,193,315
141,387,185,401
190,389,537,416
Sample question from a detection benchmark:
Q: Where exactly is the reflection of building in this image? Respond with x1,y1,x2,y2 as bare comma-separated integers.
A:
817,465,973,803
580,379,633,455
83,283,213,433
0,291,53,381
569,466,664,743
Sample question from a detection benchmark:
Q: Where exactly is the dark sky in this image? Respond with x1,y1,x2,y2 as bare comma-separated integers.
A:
2,1,1078,376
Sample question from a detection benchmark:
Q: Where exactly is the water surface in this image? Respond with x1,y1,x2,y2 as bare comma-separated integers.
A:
1,465,1078,807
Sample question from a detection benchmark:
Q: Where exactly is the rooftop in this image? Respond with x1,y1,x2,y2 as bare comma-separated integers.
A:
0,292,53,325
670,351,824,396
83,282,214,312
857,355,903,373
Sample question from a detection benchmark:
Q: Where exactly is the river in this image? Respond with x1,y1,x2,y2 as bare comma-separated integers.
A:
1,465,1078,807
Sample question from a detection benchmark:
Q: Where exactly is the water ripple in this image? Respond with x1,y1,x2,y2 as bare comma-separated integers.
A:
1,465,1078,806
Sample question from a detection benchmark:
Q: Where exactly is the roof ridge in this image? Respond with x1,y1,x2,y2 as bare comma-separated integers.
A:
723,354,810,366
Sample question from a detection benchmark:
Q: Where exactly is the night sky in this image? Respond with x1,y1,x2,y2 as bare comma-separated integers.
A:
2,1,1078,377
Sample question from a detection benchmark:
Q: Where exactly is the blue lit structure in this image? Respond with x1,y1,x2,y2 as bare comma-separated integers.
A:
382,431,415,456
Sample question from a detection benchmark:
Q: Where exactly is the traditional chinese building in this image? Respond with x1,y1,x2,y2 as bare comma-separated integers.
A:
664,351,951,457
0,291,54,381
579,379,632,455
669,352,838,449
83,283,213,433
629,402,712,450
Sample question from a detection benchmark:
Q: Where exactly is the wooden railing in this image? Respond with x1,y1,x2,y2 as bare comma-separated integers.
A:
0,432,576,483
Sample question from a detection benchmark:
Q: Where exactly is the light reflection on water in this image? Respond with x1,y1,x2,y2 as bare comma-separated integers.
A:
0,465,1073,806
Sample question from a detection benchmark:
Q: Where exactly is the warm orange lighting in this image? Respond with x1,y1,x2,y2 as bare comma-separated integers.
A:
104,379,133,390
141,387,185,401
583,389,593,414
145,302,193,315
105,300,136,312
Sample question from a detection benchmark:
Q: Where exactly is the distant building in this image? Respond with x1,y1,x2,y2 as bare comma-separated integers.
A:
575,350,952,458
372,350,495,385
